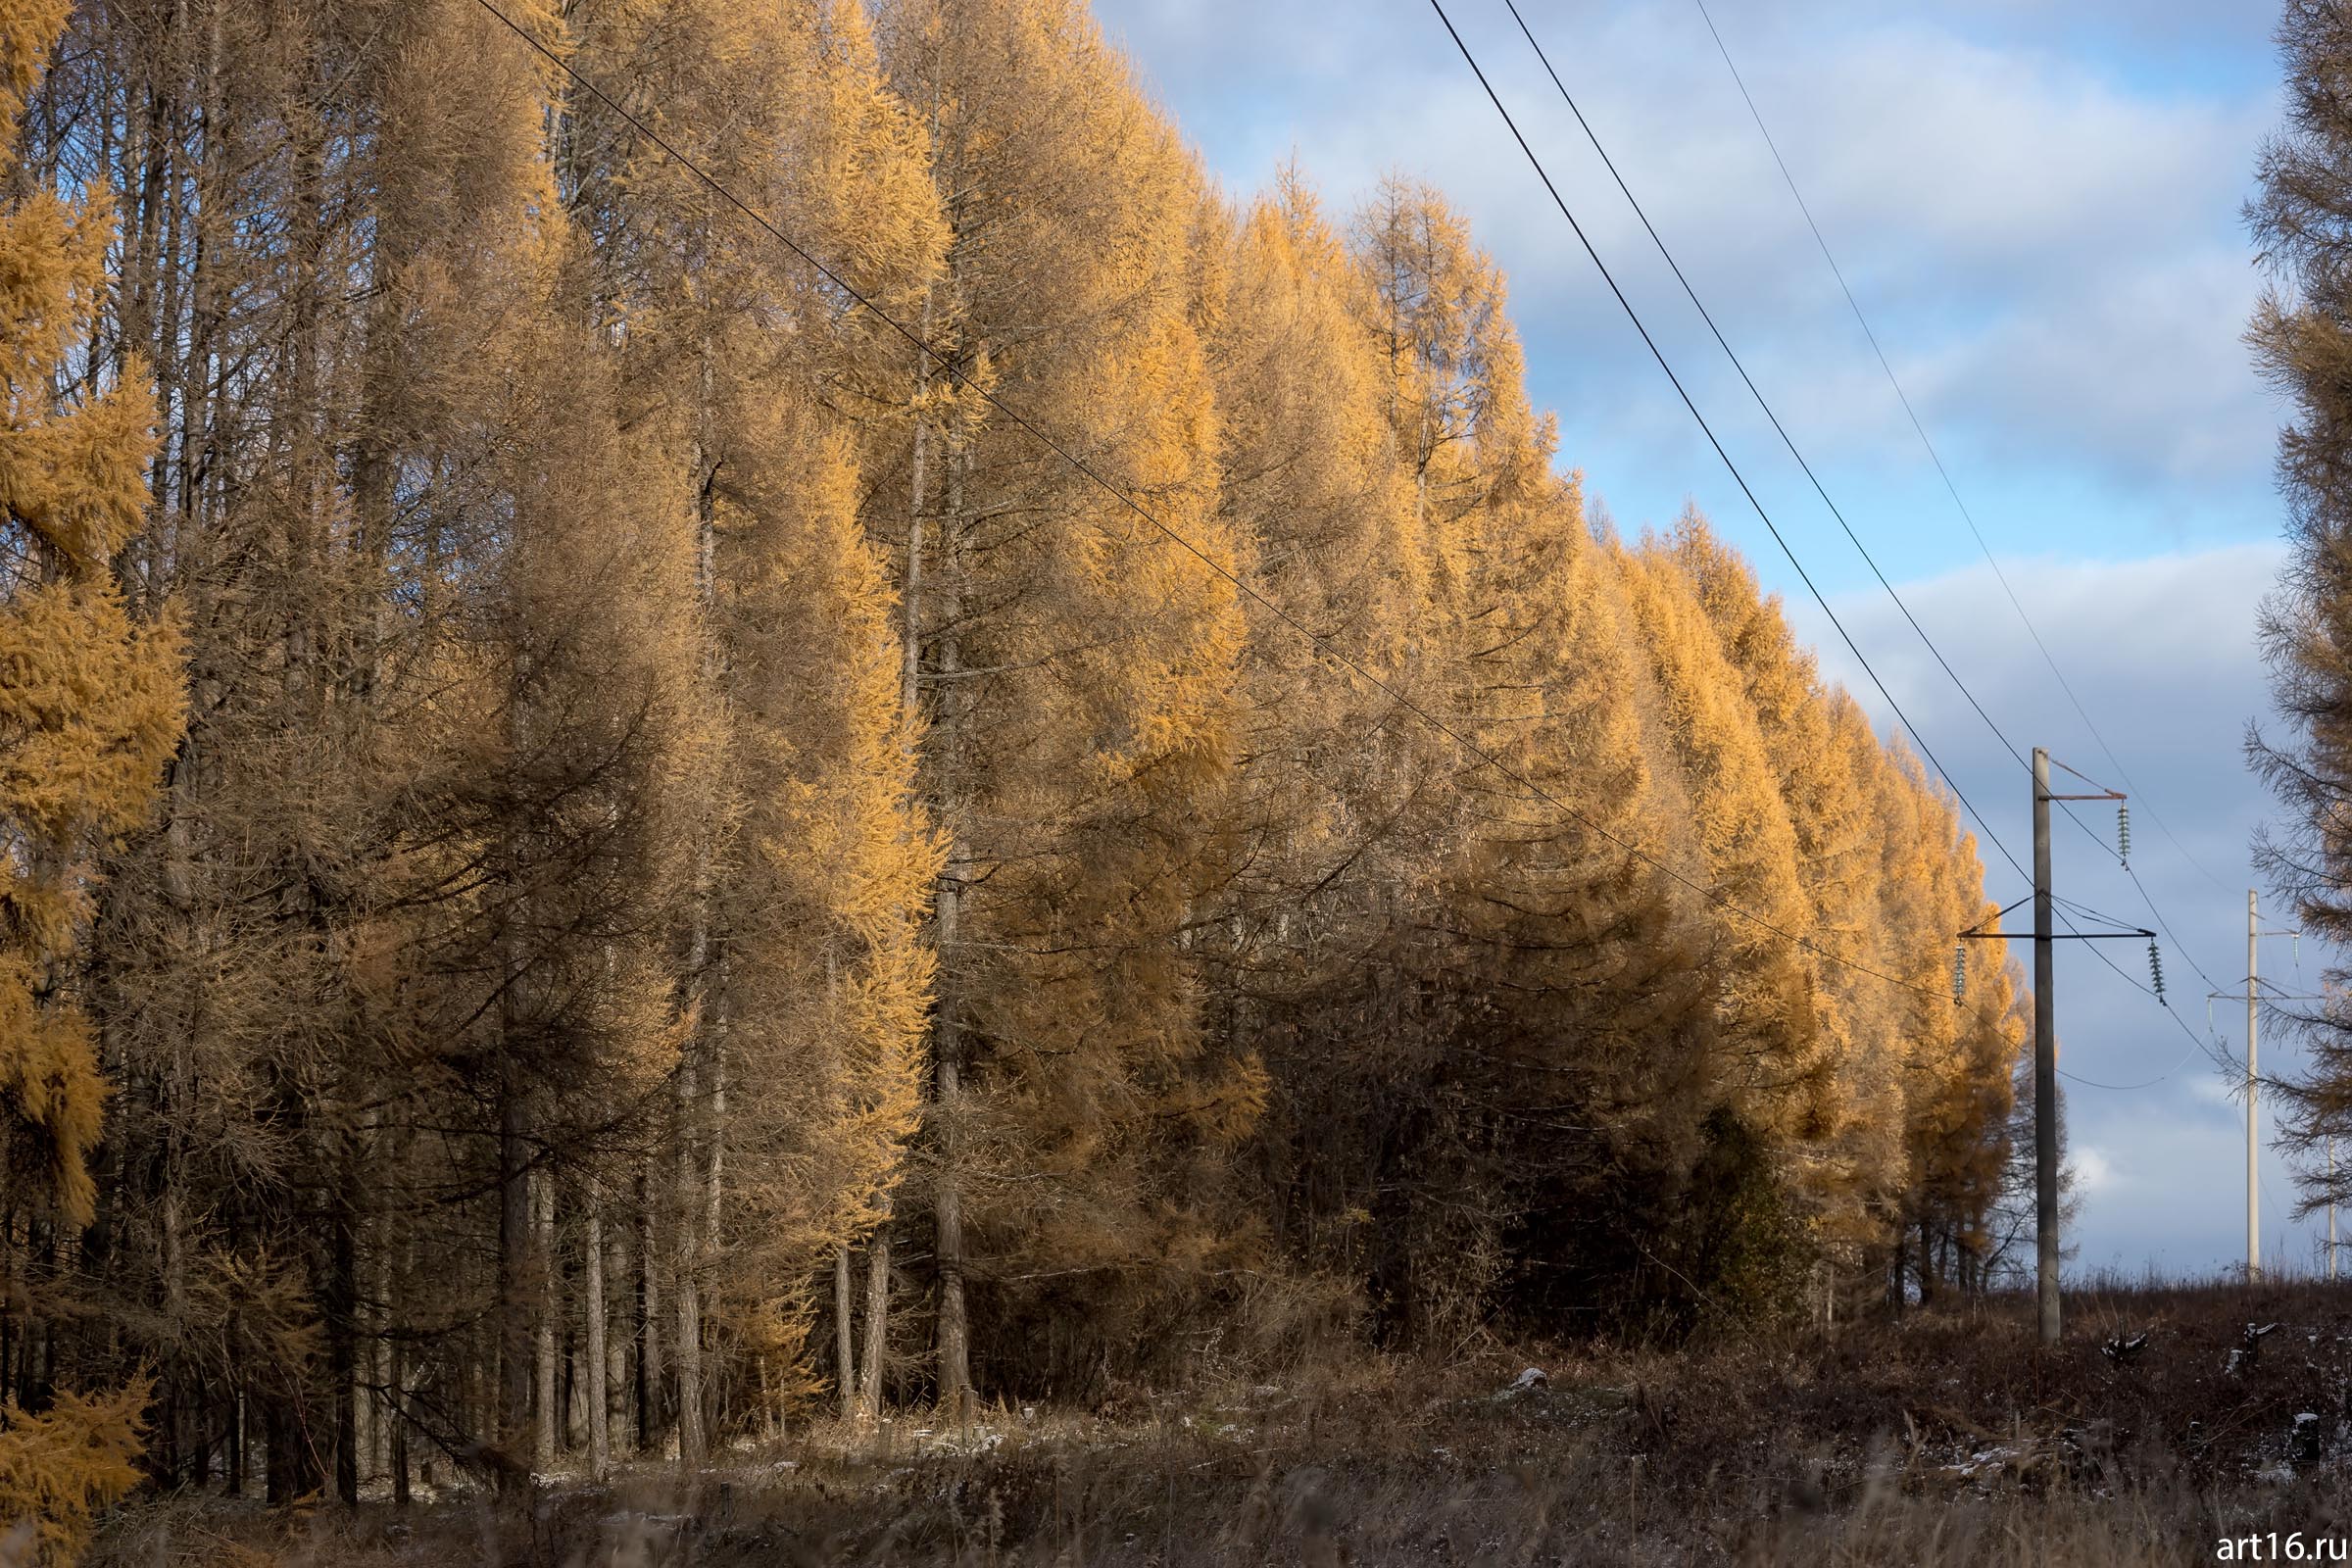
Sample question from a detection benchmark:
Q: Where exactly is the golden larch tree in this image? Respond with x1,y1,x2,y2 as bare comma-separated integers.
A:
0,0,180,1231
874,0,1253,1406
0,0,175,1541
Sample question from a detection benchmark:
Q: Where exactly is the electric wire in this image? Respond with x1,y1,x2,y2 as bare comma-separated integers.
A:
1501,0,2234,1033
466,0,1955,1004
2057,951,2222,1091
1512,0,2144,898
1687,0,2235,909
1989,893,2164,1006
2124,860,2229,1000
1437,0,2221,1074
2050,893,2146,935
2057,1030,2209,1092
1504,0,2030,782
1429,0,2033,902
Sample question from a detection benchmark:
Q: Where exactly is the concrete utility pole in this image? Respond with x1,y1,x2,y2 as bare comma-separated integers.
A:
1967,750,2134,1346
2033,749,2058,1346
2221,895,2306,1283
2249,889,2260,1282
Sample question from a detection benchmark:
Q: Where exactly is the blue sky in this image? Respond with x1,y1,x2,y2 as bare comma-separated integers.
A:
1089,0,2320,1278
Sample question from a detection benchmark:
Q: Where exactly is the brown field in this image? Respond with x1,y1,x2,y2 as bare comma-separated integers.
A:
80,1274,2352,1566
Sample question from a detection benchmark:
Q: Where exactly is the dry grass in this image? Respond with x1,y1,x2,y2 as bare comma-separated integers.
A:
87,1277,2352,1564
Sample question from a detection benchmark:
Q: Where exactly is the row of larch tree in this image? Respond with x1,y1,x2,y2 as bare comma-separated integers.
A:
0,0,2026,1519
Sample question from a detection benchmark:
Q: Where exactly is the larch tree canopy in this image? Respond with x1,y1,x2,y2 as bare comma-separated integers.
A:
0,0,177,1544
0,0,2025,1518
2250,0,2352,1215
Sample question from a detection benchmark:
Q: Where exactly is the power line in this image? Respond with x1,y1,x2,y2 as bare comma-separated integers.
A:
1685,0,2236,908
1459,0,2217,1038
1962,887,2213,1089
2124,860,2229,1000
1428,0,2033,900
1502,0,2034,786
2057,916,2229,1090
2058,1026,2211,1092
1493,0,2229,1016
2050,917,2227,1091
2051,893,2144,935
1486,6,2238,1034
2048,876,2231,1082
466,0,1951,1004
2043,893,2190,1004
1577,0,2241,1007
1445,0,2215,1050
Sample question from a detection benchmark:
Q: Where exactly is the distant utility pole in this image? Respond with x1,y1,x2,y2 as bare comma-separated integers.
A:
2222,892,2301,1283
2034,750,2059,1345
2251,890,2261,1282
1964,750,2137,1347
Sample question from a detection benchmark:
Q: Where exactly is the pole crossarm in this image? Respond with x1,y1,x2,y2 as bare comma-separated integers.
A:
1955,894,2033,941
2048,757,2123,795
1967,929,2150,941
2214,981,2328,1003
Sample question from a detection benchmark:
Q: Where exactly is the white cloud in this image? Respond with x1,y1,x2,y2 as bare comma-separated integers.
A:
2071,1145,2119,1195
1095,0,2279,523
2189,1070,2244,1110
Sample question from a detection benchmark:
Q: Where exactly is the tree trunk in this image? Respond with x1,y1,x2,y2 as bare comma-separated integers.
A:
389,1352,409,1510
857,1232,890,1424
834,1245,855,1422
912,322,974,1416
674,1048,704,1464
497,1073,532,1482
636,1158,662,1453
264,1384,319,1505
329,1140,358,1504
674,440,719,1467
389,1231,410,1509
369,1235,391,1486
534,1169,558,1470
585,1176,608,1479
224,1329,243,1500
932,790,969,1406
934,1045,970,1410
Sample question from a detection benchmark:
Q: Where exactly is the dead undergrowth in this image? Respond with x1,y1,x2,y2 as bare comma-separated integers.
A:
86,1277,2352,1565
